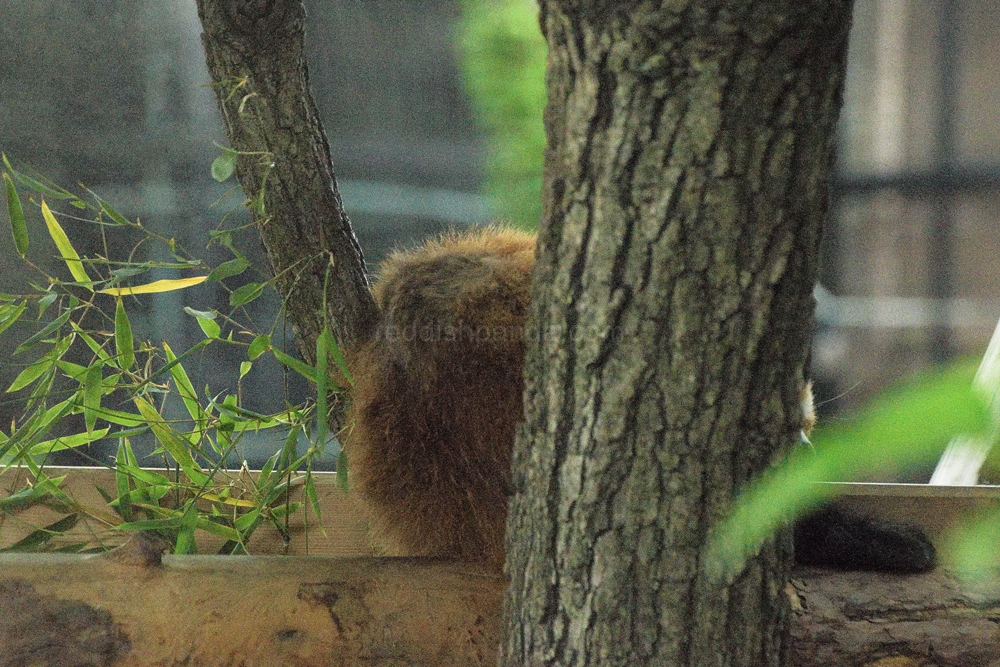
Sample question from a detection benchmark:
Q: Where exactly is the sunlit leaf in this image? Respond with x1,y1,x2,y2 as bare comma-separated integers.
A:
41,200,91,288
0,300,26,337
195,316,220,339
7,357,54,393
98,275,208,296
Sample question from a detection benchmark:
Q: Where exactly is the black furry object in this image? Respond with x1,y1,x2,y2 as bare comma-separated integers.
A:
794,504,936,573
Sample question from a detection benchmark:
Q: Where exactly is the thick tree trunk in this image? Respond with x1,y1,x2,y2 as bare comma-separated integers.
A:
195,0,378,359
503,3,853,666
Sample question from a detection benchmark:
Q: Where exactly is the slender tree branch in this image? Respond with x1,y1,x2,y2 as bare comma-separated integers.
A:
195,0,378,363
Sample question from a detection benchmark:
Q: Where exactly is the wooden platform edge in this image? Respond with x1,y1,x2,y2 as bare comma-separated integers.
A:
0,551,505,667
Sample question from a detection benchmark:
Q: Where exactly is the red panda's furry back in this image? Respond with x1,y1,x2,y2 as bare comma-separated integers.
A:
344,227,535,565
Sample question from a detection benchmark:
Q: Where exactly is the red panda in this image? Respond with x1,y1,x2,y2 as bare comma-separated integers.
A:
343,227,934,573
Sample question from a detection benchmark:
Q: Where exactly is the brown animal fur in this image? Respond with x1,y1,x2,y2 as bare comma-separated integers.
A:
344,227,535,565
343,229,928,573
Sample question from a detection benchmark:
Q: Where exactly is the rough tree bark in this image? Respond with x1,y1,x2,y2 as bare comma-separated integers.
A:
502,3,853,666
195,0,378,360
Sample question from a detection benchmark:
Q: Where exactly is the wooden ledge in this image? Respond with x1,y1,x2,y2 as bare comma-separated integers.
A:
0,550,504,667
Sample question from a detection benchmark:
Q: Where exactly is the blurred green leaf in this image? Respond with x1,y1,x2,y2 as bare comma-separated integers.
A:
707,359,991,579
458,0,546,229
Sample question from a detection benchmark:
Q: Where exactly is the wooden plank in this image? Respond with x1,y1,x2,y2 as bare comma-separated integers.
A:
0,467,373,556
6,470,1000,556
0,551,504,667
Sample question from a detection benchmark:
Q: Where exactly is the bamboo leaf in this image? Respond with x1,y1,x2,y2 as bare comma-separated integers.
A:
0,484,48,511
0,300,26,337
133,396,208,486
7,357,54,393
115,441,134,522
195,515,241,542
98,275,208,296
234,508,262,532
325,328,352,386
315,327,330,449
0,514,79,552
248,334,270,360
182,307,215,320
8,333,73,394
271,347,317,383
175,504,198,554
25,427,110,458
97,408,145,427
163,341,204,444
4,172,27,257
211,149,237,182
115,516,184,532
114,299,135,370
3,157,77,201
208,256,248,282
229,282,264,308
15,308,72,354
90,191,131,226
41,200,91,288
83,364,102,434
305,473,321,523
196,316,220,339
